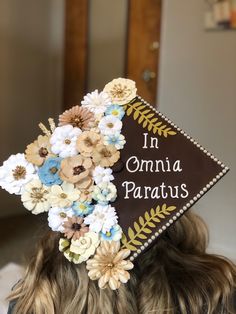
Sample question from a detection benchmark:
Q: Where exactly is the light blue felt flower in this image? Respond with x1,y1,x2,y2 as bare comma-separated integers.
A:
105,104,125,120
104,133,126,150
38,157,62,186
100,224,122,241
72,201,94,216
92,182,117,204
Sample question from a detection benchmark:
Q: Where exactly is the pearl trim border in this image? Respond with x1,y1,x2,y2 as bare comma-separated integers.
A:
129,96,229,261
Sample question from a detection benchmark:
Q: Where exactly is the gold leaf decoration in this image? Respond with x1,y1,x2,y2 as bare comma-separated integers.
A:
123,101,177,137
121,204,177,251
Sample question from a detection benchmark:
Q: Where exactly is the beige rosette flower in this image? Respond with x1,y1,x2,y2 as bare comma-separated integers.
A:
63,216,89,240
92,144,120,167
86,241,134,290
103,78,137,105
59,105,95,130
25,135,54,166
76,131,102,157
69,232,100,263
49,182,80,208
59,238,81,264
60,155,94,190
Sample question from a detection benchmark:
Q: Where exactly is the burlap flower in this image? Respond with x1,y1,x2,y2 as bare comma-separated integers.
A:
86,241,134,290
92,144,120,167
76,131,102,157
59,105,95,130
60,155,94,190
63,216,89,240
25,135,54,166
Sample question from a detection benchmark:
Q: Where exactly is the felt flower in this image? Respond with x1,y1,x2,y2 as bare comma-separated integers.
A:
79,185,94,203
72,201,94,216
50,125,82,158
38,157,62,187
21,179,50,214
49,182,80,208
92,166,114,185
63,216,89,240
81,90,111,115
84,204,118,233
59,238,81,264
76,131,102,157
92,144,120,167
0,154,36,195
60,155,94,190
59,105,95,130
100,224,122,242
104,133,126,150
105,104,125,120
92,182,117,204
47,207,74,232
86,241,134,290
98,115,122,136
25,135,54,166
103,78,137,105
69,232,100,263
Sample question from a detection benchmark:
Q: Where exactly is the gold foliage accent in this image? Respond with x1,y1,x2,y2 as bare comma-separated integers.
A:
123,101,177,137
121,204,176,251
38,118,56,136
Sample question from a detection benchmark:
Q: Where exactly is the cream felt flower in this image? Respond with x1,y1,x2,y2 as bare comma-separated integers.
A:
103,78,137,105
50,125,82,158
92,166,114,185
98,115,122,136
0,153,36,195
86,241,134,290
48,207,74,232
92,144,120,168
59,105,95,130
60,155,94,190
76,131,102,158
59,238,81,264
84,204,118,233
81,90,111,115
25,135,54,166
92,182,117,204
21,178,50,214
49,182,80,208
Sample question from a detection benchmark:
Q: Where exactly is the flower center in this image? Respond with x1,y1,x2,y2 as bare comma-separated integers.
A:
64,139,71,145
72,223,81,231
107,263,114,268
73,165,85,175
84,190,90,195
60,193,67,199
81,239,86,244
84,137,94,147
107,123,114,129
79,204,86,210
59,212,67,218
12,166,26,180
50,167,58,174
71,115,84,128
106,231,111,237
38,147,48,158
111,84,127,99
101,148,112,158
30,187,48,203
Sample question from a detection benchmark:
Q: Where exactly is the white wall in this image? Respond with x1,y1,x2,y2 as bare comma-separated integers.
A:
0,0,64,217
159,0,236,259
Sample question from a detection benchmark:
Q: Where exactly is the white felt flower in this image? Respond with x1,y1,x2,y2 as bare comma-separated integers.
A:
0,153,36,195
48,206,74,232
49,182,80,208
81,90,111,115
50,125,82,158
98,115,122,136
92,166,114,185
84,204,118,233
92,182,117,204
69,232,100,263
21,178,50,214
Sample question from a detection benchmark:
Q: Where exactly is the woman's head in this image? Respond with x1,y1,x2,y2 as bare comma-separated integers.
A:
9,210,236,314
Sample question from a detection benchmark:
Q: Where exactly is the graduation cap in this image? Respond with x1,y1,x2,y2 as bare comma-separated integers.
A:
0,78,229,289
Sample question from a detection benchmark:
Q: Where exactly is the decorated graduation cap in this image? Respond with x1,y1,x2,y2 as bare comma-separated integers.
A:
0,78,229,290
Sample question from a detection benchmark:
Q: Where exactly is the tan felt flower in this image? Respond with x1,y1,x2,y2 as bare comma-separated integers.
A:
92,144,120,167
76,131,102,157
59,105,95,130
63,216,89,240
60,155,94,189
25,135,54,166
79,185,94,202
86,241,134,290
103,78,137,105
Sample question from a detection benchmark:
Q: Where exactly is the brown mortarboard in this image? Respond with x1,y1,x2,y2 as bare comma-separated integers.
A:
113,96,229,261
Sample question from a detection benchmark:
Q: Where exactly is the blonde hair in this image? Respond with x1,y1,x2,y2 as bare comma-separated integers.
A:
9,211,236,314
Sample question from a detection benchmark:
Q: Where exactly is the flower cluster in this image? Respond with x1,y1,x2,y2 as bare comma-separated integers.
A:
0,78,137,290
